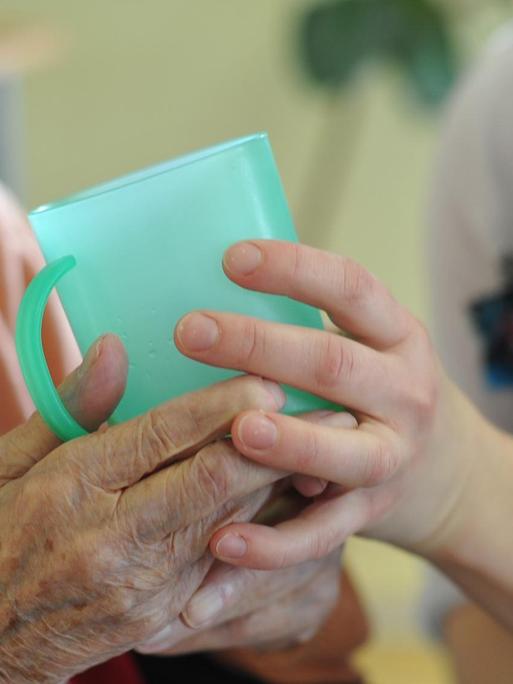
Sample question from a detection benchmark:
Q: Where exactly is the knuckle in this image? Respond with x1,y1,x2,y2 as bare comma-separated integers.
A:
410,386,438,425
308,528,338,561
189,444,232,507
289,242,305,282
403,324,439,420
411,366,439,418
296,427,321,473
314,335,354,389
239,318,267,366
179,396,219,442
362,438,399,486
340,258,374,304
136,409,179,472
234,375,274,411
268,544,294,570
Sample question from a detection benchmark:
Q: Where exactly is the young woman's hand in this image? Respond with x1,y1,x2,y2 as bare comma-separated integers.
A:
174,240,489,571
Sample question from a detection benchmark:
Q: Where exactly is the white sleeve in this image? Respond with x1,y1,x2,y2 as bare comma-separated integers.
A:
428,31,513,433
421,31,513,634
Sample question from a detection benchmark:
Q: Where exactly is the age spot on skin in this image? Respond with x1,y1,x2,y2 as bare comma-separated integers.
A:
44,538,54,552
6,611,20,632
73,601,88,612
0,603,21,635
38,579,50,592
0,556,20,575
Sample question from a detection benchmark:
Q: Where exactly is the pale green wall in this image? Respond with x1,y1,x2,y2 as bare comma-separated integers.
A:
5,1,510,321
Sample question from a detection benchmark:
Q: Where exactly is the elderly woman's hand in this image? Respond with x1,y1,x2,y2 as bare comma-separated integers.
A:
0,335,285,683
139,549,342,655
137,493,343,655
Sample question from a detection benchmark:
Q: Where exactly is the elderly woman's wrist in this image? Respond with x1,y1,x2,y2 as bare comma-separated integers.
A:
0,658,62,684
0,635,76,684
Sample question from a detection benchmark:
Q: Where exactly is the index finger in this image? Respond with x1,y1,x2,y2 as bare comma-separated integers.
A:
53,374,285,490
223,241,412,349
116,436,285,546
209,490,371,570
181,553,336,629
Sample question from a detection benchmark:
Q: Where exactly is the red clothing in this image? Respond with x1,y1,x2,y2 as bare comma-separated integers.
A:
71,655,145,684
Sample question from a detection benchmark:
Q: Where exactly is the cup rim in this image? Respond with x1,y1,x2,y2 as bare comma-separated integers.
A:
30,132,268,217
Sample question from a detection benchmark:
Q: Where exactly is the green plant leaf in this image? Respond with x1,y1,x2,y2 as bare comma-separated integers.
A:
299,0,457,106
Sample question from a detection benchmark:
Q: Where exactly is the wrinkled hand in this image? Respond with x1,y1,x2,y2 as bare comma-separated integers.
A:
0,335,285,683
138,494,342,655
147,551,341,655
174,240,478,569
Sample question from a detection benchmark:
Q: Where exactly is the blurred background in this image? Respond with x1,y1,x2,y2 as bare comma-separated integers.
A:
1,1,512,682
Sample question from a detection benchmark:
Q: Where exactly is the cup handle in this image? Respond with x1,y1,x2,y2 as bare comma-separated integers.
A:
16,255,88,442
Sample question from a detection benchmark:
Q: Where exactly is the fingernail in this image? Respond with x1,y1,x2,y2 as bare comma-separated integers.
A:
306,478,327,496
262,380,286,410
238,413,277,450
177,313,219,352
79,337,103,378
215,533,248,559
183,584,233,628
224,242,262,276
318,411,357,429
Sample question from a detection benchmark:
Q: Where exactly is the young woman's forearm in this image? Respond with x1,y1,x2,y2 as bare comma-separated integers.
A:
425,415,513,628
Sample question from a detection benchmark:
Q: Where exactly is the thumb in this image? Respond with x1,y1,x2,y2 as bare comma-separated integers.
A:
58,334,128,432
1,334,128,481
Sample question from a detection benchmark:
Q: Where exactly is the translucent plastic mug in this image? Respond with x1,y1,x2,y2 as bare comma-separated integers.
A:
16,133,330,441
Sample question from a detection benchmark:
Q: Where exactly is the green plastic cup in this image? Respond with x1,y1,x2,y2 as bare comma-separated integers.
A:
17,133,329,441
